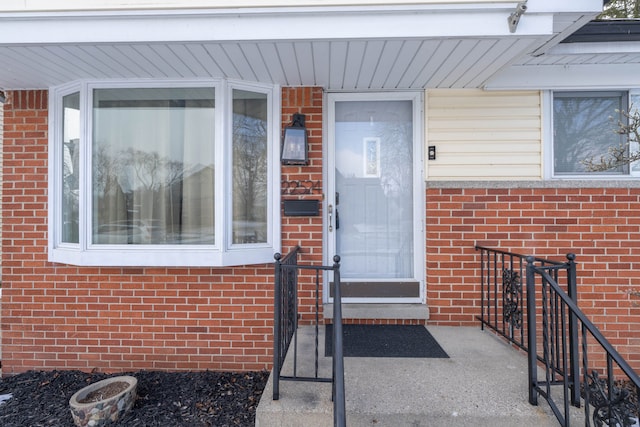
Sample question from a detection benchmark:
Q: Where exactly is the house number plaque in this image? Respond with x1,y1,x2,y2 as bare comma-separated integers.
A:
281,180,322,195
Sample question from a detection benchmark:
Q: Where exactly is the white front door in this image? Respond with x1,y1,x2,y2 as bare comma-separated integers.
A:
326,92,424,303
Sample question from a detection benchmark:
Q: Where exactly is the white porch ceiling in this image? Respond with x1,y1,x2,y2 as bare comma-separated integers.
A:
0,3,603,91
0,38,546,90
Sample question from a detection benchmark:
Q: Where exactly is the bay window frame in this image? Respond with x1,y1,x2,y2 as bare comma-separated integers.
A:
48,79,281,267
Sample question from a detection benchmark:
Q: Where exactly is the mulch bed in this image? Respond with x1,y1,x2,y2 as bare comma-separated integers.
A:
0,369,269,427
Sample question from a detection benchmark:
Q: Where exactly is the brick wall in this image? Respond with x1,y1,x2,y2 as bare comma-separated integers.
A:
0,87,323,375
426,186,640,369
3,88,639,374
280,87,325,324
0,93,3,281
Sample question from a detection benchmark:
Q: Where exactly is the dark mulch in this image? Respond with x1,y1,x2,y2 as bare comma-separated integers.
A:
0,369,269,427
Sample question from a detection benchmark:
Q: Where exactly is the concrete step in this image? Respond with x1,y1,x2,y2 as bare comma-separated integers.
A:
256,325,583,427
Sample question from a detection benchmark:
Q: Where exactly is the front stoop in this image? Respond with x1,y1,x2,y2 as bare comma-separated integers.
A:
256,325,584,427
256,379,333,427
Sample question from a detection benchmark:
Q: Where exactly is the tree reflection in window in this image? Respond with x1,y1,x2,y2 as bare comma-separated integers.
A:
92,88,215,245
62,92,80,243
232,90,268,244
553,92,627,174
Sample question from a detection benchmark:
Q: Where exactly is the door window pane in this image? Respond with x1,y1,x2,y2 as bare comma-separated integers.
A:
232,90,268,244
553,92,627,174
92,88,215,244
335,100,414,279
62,92,80,243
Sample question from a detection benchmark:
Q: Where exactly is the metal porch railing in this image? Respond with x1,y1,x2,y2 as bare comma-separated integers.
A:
476,246,568,351
476,245,640,427
272,247,346,427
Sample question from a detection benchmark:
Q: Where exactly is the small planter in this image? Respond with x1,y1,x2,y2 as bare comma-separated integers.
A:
69,376,137,427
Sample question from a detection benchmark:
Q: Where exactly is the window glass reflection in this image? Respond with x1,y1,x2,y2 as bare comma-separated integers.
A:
232,90,268,244
62,92,80,244
554,92,626,174
334,100,414,278
92,88,215,244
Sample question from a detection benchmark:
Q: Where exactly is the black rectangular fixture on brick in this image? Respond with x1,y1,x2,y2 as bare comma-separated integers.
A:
283,200,319,216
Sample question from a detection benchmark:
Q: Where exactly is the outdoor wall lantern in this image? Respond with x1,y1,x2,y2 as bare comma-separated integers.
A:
281,113,308,165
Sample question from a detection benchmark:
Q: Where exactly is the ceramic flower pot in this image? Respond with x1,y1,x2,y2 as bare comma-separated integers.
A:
69,375,137,427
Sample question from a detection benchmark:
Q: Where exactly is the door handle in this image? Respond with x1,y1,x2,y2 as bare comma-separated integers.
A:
334,192,340,230
328,204,333,232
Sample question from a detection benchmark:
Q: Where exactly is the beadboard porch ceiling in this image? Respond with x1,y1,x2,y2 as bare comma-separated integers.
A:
0,3,602,90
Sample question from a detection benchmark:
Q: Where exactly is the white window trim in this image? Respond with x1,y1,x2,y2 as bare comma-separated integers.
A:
48,79,281,267
546,90,640,181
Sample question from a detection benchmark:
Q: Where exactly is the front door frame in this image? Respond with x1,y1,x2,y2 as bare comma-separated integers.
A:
323,91,425,304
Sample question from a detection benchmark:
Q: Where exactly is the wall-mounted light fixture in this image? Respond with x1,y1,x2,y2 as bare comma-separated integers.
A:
0,90,5,104
281,113,308,165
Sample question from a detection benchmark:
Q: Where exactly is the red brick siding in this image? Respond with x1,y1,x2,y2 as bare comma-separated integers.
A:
280,87,325,324
426,186,640,370
3,88,640,374
0,88,323,375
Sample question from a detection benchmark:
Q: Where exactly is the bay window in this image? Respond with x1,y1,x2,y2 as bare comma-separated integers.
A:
50,80,280,266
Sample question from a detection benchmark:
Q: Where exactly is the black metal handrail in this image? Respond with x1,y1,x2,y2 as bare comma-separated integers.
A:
273,247,346,427
273,245,302,400
476,245,640,426
331,255,346,427
527,257,640,427
475,245,565,352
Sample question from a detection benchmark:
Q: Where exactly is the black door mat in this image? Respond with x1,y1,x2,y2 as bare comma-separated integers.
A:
325,324,449,358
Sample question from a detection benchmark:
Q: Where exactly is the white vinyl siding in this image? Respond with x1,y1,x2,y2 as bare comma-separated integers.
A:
426,89,543,181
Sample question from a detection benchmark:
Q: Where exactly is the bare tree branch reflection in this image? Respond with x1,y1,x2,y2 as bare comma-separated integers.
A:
554,95,625,174
232,109,268,243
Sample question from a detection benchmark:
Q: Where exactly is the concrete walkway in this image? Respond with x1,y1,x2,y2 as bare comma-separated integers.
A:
257,325,584,426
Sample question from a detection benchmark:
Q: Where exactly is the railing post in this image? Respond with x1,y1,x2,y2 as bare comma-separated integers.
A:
273,252,282,401
272,248,346,423
525,255,538,406
479,248,486,331
332,255,346,427
565,253,580,407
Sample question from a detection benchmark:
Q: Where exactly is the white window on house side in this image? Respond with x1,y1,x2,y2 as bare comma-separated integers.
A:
552,91,629,177
50,81,280,267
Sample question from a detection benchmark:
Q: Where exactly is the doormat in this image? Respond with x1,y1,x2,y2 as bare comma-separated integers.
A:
325,324,449,358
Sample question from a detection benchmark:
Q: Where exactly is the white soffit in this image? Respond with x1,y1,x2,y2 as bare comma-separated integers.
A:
0,3,602,90
486,40,640,90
